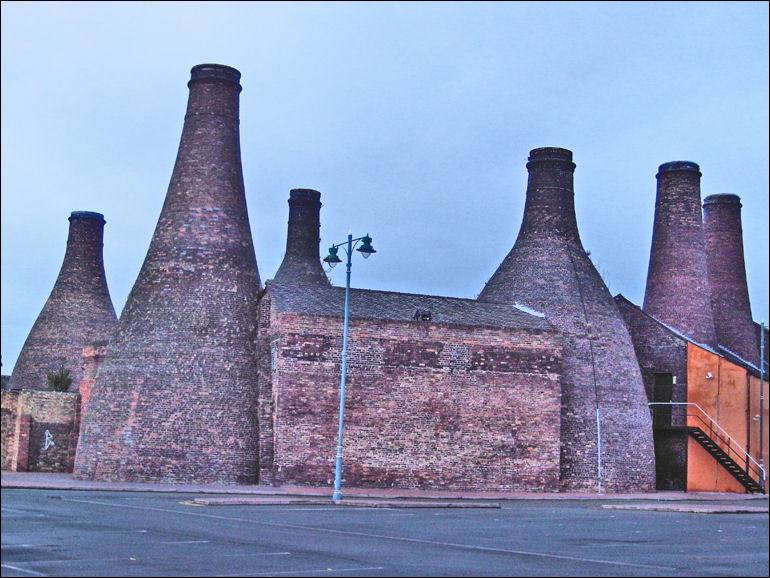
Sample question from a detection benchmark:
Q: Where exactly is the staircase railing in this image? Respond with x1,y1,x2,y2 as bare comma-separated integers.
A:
649,402,766,491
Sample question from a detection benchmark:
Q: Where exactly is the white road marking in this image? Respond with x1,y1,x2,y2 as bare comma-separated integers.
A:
219,552,291,558
220,566,386,576
0,563,48,576
161,540,212,544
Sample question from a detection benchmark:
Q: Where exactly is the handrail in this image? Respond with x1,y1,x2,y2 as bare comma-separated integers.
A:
649,402,766,484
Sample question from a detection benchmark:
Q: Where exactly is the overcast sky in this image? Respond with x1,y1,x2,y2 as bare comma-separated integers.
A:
2,1,768,372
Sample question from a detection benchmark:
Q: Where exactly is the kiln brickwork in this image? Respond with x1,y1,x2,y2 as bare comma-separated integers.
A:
258,282,562,491
8,212,117,392
703,194,760,365
73,64,262,484
643,162,717,347
479,147,656,493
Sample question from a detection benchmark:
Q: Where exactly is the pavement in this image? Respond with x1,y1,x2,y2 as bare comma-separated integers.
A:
2,471,768,513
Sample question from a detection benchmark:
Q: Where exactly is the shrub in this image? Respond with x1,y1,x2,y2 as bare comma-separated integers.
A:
47,365,73,392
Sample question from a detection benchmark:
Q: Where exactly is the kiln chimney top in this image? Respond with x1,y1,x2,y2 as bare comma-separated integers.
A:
69,211,105,223
189,63,242,88
657,161,701,176
703,193,742,207
527,147,575,166
289,188,321,202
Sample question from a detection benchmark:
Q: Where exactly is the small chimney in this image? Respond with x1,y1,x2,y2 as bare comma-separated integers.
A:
9,211,117,392
703,194,760,364
74,64,262,484
479,147,656,493
272,189,330,286
643,161,717,347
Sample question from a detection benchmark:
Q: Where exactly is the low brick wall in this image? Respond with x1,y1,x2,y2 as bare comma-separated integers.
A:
1,390,81,472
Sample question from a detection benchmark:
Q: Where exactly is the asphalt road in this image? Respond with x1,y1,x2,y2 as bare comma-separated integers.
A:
1,489,767,577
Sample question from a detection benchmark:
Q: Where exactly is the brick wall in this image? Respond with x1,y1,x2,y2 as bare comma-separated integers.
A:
1,390,80,472
1,391,20,470
258,300,562,491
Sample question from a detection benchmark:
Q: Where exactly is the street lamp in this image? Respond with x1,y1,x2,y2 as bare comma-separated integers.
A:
323,233,376,501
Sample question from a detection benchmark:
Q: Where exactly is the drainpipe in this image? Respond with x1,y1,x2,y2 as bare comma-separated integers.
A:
596,408,603,494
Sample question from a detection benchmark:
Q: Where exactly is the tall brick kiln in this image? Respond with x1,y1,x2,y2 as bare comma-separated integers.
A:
643,162,717,347
8,211,117,392
258,189,564,491
74,64,262,484
478,147,656,492
703,194,761,365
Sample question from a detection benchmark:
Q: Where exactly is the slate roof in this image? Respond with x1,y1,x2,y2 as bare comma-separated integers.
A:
265,281,554,331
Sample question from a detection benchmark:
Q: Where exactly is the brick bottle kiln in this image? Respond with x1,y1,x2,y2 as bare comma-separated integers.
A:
272,189,330,287
74,64,262,483
703,194,761,365
643,162,717,347
8,211,117,393
478,147,656,492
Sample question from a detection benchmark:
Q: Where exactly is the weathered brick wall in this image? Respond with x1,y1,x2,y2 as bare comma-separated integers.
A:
1,391,20,470
259,306,562,491
1,390,80,472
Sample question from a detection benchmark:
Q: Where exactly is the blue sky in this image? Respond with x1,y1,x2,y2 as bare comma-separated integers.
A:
2,1,768,371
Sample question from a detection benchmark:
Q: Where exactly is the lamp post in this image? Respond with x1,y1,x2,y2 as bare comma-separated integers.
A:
324,233,376,501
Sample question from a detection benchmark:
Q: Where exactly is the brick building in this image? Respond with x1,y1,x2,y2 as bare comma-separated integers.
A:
616,295,767,493
257,281,562,491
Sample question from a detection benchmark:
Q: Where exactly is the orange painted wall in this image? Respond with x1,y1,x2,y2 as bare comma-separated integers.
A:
686,344,768,493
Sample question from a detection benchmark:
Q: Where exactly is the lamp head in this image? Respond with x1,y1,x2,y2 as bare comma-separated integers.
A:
324,246,342,268
357,235,376,259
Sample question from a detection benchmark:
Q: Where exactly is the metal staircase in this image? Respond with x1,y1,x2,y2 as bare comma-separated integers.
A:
650,402,766,494
686,426,763,493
